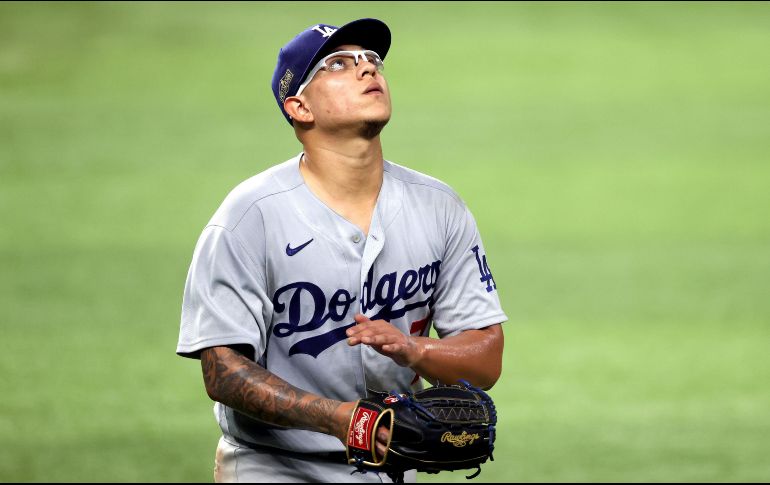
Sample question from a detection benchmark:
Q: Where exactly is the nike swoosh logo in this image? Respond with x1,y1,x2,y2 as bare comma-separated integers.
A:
286,238,314,256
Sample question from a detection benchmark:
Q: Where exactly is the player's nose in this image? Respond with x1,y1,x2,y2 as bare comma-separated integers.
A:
357,60,379,80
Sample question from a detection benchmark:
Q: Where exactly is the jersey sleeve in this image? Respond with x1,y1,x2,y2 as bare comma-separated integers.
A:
177,224,272,360
431,204,507,338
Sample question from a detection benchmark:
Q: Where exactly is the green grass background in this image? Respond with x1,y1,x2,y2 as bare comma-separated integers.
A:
2,1,769,482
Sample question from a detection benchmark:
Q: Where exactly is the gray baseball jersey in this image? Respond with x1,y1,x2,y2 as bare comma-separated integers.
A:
177,153,507,455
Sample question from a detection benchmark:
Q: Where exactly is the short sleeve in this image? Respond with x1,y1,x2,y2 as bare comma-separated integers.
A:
177,224,272,360
431,205,507,338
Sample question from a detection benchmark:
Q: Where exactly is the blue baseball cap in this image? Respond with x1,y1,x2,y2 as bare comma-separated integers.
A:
271,18,391,125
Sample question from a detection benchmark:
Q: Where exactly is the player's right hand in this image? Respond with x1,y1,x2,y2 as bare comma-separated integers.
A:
375,425,389,459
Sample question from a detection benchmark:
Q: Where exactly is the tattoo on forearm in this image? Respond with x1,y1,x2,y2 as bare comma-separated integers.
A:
201,347,342,436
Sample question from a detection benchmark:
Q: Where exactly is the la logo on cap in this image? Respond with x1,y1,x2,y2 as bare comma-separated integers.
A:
311,25,338,37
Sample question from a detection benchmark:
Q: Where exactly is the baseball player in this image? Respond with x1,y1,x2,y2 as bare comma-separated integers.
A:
177,18,507,483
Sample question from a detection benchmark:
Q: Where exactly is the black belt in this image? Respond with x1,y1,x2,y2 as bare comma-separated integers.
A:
227,437,406,483
228,436,348,464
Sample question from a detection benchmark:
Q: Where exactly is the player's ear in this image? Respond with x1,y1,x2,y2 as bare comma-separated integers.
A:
284,96,314,124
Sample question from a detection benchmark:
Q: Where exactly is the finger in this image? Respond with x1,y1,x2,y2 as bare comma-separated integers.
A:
346,325,371,340
351,331,396,346
346,320,378,336
375,426,390,459
377,427,390,443
348,328,389,346
347,326,377,340
380,343,403,354
351,324,397,339
362,333,400,346
354,313,370,324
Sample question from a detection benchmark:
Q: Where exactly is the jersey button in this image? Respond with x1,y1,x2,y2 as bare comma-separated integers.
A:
352,234,361,243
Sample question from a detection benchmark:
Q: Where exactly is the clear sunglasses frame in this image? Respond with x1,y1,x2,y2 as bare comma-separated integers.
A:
295,50,384,97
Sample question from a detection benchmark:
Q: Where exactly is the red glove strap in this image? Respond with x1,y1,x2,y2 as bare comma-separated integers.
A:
348,407,379,451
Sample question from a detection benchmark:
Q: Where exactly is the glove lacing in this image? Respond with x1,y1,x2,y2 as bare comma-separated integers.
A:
458,379,497,480
387,389,436,420
349,456,367,476
350,455,404,484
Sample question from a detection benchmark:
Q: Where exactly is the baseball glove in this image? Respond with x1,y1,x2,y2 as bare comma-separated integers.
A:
345,379,497,481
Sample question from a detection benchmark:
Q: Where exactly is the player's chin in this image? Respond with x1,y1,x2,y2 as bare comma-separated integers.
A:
359,116,390,139
361,96,391,119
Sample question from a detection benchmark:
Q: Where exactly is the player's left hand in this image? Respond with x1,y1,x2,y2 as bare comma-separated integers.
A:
346,314,423,367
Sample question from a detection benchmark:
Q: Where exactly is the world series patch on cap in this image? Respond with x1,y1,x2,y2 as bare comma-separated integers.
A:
271,18,391,124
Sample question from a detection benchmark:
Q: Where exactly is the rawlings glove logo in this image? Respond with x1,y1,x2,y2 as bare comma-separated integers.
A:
441,431,481,447
348,408,378,450
354,413,370,445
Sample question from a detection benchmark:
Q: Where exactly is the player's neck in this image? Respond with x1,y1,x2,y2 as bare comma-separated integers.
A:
301,138,383,199
300,138,384,235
